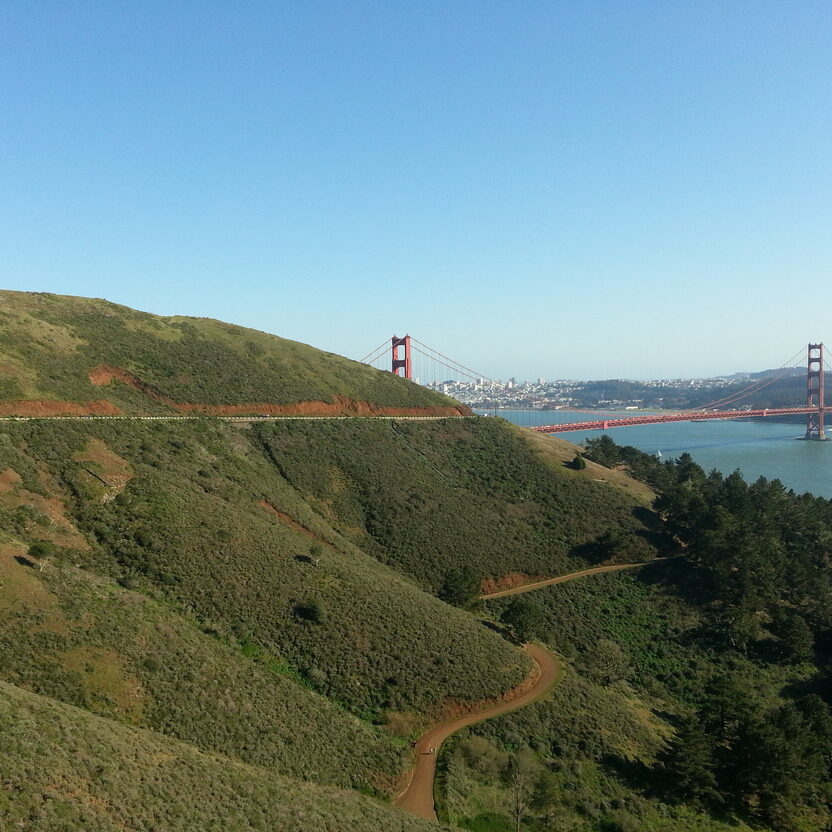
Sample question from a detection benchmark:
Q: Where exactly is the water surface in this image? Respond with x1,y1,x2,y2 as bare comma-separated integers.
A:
484,410,832,498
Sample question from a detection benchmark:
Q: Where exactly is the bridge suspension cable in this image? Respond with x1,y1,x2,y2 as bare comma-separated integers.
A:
358,336,827,437
359,339,393,365
358,334,494,389
691,345,806,411
409,338,495,385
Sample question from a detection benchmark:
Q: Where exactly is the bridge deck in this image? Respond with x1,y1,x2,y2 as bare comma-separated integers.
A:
532,407,817,434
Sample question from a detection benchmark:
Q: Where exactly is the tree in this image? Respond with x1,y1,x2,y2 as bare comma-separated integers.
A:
503,749,540,832
580,638,631,685
590,530,625,564
502,599,545,642
439,566,480,608
583,436,619,467
571,453,586,470
28,540,56,571
532,771,579,831
654,715,721,806
770,609,814,663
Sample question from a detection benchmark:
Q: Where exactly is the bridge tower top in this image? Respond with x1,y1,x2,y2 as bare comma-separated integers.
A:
392,335,413,380
806,343,825,440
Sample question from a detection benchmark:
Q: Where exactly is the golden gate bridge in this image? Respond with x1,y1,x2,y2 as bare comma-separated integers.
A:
360,337,829,441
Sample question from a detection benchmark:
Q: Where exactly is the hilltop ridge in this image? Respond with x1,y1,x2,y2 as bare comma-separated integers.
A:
0,290,465,416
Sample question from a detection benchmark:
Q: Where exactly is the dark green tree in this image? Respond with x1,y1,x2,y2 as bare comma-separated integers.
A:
294,598,326,624
583,435,619,467
580,638,631,685
502,599,545,642
654,716,721,806
28,540,56,559
439,566,480,608
770,609,814,663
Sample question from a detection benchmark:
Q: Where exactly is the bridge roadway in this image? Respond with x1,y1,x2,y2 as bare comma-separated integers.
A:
532,406,818,434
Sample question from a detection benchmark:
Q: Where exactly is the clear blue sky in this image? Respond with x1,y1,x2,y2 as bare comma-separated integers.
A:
2,2,830,380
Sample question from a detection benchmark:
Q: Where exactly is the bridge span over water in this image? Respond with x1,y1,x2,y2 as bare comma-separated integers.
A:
362,340,830,441
530,406,820,435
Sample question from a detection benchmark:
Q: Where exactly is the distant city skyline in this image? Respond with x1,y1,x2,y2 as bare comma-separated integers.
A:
2,2,830,379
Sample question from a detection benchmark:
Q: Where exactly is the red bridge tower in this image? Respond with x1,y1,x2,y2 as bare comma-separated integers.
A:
392,335,412,380
806,343,826,440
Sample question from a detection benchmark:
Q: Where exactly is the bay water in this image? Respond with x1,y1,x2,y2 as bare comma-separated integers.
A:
484,409,832,499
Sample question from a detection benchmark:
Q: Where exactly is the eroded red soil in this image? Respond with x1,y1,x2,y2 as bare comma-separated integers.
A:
480,571,548,596
257,501,334,547
0,400,122,417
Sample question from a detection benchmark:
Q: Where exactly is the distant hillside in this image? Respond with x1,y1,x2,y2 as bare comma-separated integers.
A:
571,368,823,411
0,290,464,416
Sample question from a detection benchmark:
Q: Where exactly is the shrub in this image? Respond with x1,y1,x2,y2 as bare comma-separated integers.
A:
28,540,56,559
294,599,326,624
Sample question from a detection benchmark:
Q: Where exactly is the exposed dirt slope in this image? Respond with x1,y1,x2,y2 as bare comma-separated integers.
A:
86,364,468,417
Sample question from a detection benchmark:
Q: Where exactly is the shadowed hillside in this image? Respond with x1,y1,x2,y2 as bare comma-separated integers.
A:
254,417,658,592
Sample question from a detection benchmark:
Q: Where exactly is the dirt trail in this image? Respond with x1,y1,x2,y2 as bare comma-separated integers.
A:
479,559,670,600
394,643,561,821
396,558,678,821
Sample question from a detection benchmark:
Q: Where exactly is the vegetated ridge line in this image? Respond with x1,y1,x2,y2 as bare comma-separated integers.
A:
394,643,560,821
479,559,671,600
0,415,464,422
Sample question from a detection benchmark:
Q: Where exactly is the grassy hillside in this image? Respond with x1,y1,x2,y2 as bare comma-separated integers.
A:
9,290,817,832
0,404,668,828
0,290,463,414
0,680,440,832
255,417,657,593
0,547,406,792
0,418,530,724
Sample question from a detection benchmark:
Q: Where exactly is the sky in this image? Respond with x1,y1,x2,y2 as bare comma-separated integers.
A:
2,2,831,380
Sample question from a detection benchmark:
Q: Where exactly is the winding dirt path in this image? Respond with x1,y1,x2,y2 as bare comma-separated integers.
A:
396,558,678,821
479,559,670,600
394,643,561,820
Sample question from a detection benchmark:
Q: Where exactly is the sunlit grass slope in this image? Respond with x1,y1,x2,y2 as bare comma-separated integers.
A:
0,550,406,792
0,419,530,726
0,290,462,412
0,680,440,832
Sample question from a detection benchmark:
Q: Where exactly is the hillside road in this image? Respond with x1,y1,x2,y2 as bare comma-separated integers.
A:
479,559,672,600
394,643,561,821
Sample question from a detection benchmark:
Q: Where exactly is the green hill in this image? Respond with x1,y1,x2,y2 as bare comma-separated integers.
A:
0,418,530,723
254,417,657,592
0,680,439,832
0,545,406,792
2,291,829,832
0,290,464,415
